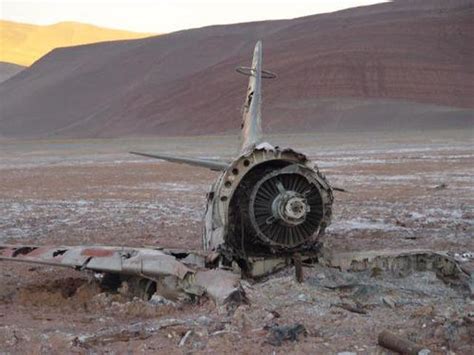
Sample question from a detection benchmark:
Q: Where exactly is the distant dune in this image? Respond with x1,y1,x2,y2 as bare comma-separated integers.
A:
0,62,24,83
0,0,473,139
0,20,154,66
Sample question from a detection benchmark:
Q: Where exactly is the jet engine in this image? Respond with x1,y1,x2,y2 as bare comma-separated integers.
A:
203,144,333,261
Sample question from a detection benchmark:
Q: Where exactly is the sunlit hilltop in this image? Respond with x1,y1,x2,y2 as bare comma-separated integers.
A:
0,20,155,66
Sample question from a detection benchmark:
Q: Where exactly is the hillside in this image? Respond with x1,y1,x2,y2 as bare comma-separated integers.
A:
0,62,24,83
0,0,473,139
0,20,154,66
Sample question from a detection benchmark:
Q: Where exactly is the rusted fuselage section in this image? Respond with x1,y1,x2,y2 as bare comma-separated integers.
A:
320,248,474,296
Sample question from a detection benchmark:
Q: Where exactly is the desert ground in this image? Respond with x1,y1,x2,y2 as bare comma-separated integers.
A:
0,130,472,353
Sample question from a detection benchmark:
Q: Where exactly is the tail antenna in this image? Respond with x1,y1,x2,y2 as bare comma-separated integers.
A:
235,66,277,79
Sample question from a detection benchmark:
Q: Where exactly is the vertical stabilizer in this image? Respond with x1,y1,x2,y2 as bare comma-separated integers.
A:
239,41,264,153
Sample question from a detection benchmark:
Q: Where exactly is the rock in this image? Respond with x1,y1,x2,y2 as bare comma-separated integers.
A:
412,305,435,318
149,294,176,307
196,315,212,326
263,310,279,323
395,219,407,227
265,323,307,346
232,305,252,329
297,293,308,302
313,270,358,290
382,296,396,309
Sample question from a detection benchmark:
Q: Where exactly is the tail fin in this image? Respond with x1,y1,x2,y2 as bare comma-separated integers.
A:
237,41,275,153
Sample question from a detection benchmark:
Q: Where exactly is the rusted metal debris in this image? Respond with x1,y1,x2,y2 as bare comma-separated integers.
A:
293,253,304,283
178,330,193,347
320,248,473,296
74,318,192,347
332,303,367,315
378,330,431,355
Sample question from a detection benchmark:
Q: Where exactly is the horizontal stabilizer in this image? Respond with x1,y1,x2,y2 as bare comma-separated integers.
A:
130,151,229,171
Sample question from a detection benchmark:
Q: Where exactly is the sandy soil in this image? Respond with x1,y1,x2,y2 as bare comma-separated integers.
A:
0,130,472,353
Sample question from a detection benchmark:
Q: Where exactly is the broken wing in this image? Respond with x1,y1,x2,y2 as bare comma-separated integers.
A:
0,245,244,304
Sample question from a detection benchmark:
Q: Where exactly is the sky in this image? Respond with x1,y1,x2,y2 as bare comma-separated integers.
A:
1,0,387,33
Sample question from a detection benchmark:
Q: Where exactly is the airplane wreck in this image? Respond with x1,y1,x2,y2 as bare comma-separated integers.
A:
0,41,472,308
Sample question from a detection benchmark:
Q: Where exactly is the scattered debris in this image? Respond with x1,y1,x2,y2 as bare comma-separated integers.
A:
332,303,367,315
452,252,474,262
320,249,473,294
178,330,193,347
210,330,239,337
265,323,307,346
382,296,397,309
74,318,193,346
395,219,407,227
432,183,448,190
332,186,350,193
196,315,213,326
261,309,282,323
294,253,304,283
317,274,358,290
378,330,430,355
149,294,176,307
192,269,247,306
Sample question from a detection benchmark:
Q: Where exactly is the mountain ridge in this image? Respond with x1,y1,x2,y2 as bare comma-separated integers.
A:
0,19,155,66
0,0,472,138
0,62,24,83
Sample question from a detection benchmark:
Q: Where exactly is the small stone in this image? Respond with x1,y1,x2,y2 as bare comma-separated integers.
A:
149,294,176,306
263,312,275,322
337,352,357,355
382,296,396,308
297,294,308,302
233,305,251,329
196,315,212,326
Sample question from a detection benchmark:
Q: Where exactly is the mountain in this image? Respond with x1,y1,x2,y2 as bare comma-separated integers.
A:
0,0,473,139
0,62,24,83
0,20,154,66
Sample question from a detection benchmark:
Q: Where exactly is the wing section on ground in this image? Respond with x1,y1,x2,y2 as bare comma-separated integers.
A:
130,151,229,171
0,244,243,304
0,245,192,278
